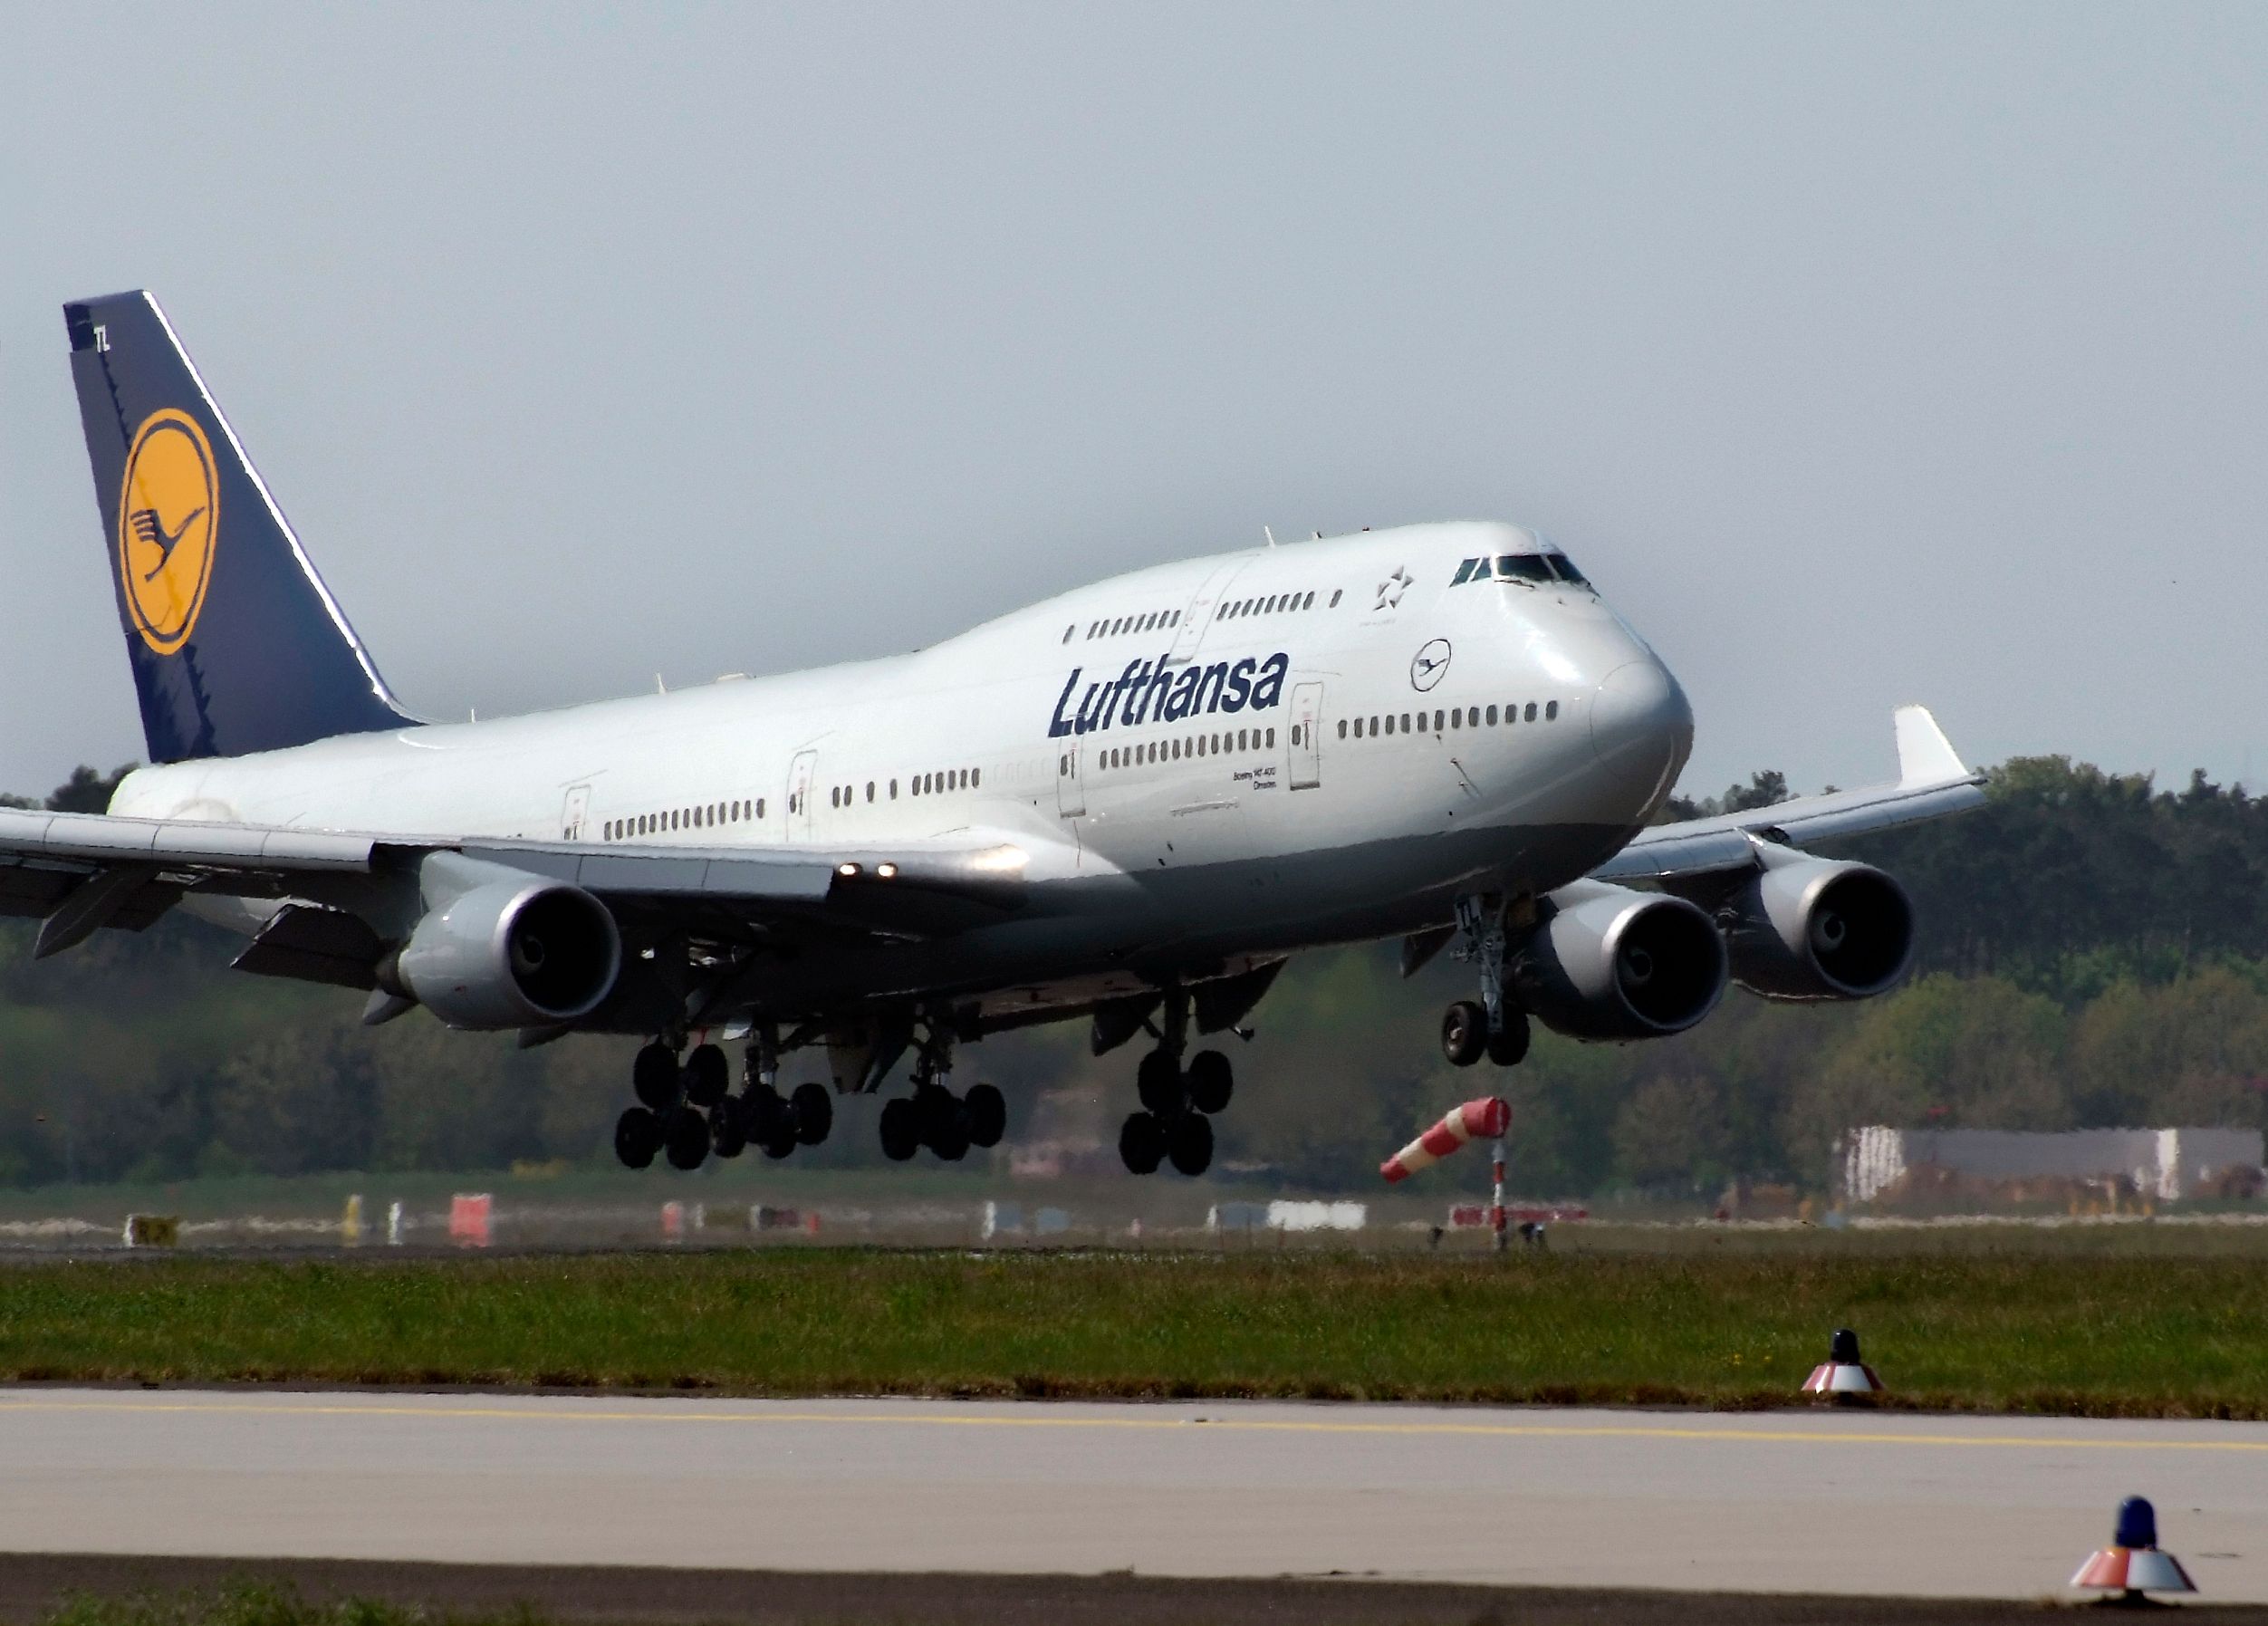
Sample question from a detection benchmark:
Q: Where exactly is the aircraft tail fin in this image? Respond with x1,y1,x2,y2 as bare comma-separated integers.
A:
63,291,416,764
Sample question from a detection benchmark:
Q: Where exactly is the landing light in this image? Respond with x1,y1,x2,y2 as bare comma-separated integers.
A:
838,862,860,878
877,862,899,879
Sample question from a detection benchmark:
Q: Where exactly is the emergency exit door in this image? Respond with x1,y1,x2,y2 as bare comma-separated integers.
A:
1287,682,1323,790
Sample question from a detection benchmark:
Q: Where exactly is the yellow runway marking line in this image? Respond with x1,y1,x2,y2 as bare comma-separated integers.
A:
1,1396,2265,1453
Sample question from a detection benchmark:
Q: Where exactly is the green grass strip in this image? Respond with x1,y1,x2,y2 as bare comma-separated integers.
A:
3,1250,2263,1417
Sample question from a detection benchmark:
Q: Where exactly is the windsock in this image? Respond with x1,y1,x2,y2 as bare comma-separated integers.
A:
1381,1097,1511,1183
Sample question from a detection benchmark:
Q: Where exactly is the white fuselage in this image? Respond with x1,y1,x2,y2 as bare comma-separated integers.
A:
112,521,1692,1022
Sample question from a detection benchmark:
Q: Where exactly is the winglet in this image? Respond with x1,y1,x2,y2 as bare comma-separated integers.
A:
1893,705,1970,788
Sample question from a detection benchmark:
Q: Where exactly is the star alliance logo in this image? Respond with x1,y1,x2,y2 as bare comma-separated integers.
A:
1374,565,1411,611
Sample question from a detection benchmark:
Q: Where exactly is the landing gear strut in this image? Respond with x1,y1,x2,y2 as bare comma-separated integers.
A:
1120,983,1230,1178
1440,894,1532,1069
878,1015,1006,1163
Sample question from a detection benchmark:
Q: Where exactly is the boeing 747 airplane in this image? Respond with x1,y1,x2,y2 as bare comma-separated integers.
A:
0,292,1985,1176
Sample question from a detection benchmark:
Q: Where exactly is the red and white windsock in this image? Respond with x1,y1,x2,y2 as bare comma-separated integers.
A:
1381,1097,1512,1183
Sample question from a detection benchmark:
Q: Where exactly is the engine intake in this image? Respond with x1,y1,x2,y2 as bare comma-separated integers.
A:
1725,854,1913,1002
391,867,621,1030
1514,882,1727,1040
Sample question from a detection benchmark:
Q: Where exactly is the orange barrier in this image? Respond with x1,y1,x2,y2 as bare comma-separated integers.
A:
447,1192,492,1246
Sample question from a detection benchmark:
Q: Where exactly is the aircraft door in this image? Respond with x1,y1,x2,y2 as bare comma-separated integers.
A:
788,750,819,841
561,784,592,840
1054,740,1086,818
1164,560,1247,667
1287,683,1322,790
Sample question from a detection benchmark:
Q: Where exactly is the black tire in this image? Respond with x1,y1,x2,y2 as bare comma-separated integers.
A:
1118,1111,1166,1175
664,1107,709,1170
1136,1049,1184,1115
760,1116,799,1159
879,1097,920,1162
682,1044,731,1107
930,1105,972,1162
791,1082,834,1146
633,1043,678,1110
745,1083,785,1141
1485,1008,1532,1067
614,1106,660,1169
1441,1000,1487,1067
710,1096,748,1158
1186,1049,1234,1114
915,1082,959,1142
1167,1111,1214,1178
964,1082,1006,1148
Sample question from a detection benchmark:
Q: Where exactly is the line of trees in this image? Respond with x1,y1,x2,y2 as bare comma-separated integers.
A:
3,756,2265,1191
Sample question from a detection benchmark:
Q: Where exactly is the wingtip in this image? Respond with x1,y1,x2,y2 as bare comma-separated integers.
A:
1893,705,1971,787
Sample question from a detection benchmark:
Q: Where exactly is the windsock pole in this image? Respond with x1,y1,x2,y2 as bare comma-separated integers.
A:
1492,1139,1508,1253
1381,1097,1512,1183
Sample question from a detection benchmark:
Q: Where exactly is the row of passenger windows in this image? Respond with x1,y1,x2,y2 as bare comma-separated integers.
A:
1216,588,1337,621
605,799,762,842
1339,700,1559,740
1072,608,1183,643
1092,726,1279,773
823,766,982,809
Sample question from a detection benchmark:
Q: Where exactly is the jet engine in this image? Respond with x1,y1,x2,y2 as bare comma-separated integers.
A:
1514,881,1727,1040
388,870,622,1030
1722,851,1914,1001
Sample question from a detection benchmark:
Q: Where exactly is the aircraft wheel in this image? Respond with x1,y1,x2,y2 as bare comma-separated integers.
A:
930,1104,972,1162
632,1043,678,1110
663,1107,710,1170
1440,1001,1487,1067
760,1115,799,1159
879,1098,920,1162
915,1082,959,1142
1486,1008,1532,1067
1136,1049,1184,1115
744,1083,785,1140
1166,1111,1214,1178
710,1097,748,1159
791,1082,833,1146
682,1044,730,1107
1119,1111,1166,1175
964,1082,1006,1149
614,1106,660,1169
1186,1050,1233,1114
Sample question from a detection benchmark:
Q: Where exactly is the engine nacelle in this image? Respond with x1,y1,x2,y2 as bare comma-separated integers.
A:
1725,853,1914,1001
1514,881,1727,1040
390,872,621,1030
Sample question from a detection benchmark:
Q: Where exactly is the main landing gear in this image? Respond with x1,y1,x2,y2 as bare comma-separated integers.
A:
1119,985,1231,1178
877,1020,1006,1164
613,1033,835,1171
1439,893,1533,1070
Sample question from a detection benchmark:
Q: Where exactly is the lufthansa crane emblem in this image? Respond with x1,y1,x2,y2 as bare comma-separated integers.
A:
116,409,220,655
1410,638,1451,691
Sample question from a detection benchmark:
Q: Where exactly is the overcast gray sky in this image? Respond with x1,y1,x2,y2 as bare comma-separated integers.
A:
3,4,2263,803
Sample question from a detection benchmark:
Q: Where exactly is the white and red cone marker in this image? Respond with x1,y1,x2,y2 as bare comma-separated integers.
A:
2071,1496,2197,1600
1802,1327,1885,1395
1381,1097,1511,1183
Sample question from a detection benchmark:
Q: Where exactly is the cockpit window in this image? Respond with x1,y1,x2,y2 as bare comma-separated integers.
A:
1494,553,1555,584
1543,552,1590,586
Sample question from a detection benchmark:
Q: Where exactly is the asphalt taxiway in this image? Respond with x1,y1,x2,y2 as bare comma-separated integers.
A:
1,1390,2263,1602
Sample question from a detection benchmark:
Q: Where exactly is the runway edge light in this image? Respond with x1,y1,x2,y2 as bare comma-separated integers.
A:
1801,1327,1884,1397
2071,1496,2197,1601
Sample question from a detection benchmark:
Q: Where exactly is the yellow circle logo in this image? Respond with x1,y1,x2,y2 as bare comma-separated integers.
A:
117,409,220,654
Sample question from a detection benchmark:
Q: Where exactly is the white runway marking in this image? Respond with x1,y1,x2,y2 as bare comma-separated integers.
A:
1,1390,2261,1599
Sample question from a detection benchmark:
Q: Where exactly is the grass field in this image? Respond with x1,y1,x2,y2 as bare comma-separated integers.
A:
3,1245,2264,1416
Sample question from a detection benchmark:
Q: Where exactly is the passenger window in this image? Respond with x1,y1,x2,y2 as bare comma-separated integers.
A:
1385,716,1395,735
1526,703,1539,722
866,782,875,802
1433,710,1444,731
1401,714,1411,732
1062,625,1074,643
1329,590,1341,607
1449,709,1460,730
1370,716,1379,734
1337,719,1347,739
1546,700,1560,720
1302,592,1314,609
1265,728,1275,747
972,767,981,787
1168,611,1179,626
889,780,898,799
757,798,765,818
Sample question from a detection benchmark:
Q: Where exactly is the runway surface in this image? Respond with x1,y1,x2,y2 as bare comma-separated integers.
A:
2,1389,2264,1602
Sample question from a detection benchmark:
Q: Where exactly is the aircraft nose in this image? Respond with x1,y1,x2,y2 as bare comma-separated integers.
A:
1590,659,1693,800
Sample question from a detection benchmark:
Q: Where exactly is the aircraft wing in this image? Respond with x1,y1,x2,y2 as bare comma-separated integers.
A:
1591,705,1986,884
0,804,1033,966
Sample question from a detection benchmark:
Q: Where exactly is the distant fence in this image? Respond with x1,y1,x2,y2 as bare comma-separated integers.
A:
1839,1125,2263,1205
